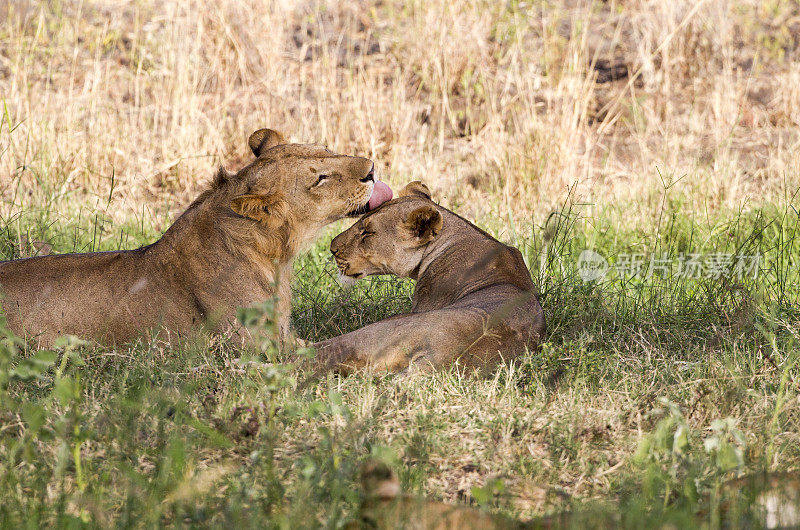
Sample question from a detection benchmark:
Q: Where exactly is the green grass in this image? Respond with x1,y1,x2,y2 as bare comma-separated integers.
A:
1,193,799,528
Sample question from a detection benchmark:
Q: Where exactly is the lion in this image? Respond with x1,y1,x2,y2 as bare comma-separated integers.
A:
0,128,393,347
350,460,800,529
349,460,528,530
311,181,545,374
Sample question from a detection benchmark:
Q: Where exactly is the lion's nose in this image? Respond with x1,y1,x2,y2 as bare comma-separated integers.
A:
360,164,375,183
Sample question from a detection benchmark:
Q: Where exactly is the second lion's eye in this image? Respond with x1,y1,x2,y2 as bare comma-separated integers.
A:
314,174,330,186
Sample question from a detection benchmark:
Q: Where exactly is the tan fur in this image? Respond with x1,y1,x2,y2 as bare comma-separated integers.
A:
313,181,546,374
351,461,800,529
0,128,377,347
349,460,527,530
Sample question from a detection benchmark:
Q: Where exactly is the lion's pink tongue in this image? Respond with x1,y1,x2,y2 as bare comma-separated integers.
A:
368,180,393,210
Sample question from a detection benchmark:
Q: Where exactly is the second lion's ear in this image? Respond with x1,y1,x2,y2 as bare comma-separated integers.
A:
398,181,431,199
403,205,443,245
248,128,287,157
230,193,283,225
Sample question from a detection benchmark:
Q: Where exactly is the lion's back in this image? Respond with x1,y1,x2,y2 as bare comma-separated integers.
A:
0,250,190,345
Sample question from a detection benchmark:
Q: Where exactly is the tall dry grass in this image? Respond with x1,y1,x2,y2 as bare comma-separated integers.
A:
1,0,798,226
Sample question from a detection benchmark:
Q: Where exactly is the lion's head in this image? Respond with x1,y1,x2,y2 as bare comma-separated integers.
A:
330,181,442,280
228,128,391,227
194,128,392,264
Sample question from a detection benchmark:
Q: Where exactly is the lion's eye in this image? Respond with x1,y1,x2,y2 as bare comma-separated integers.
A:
314,174,330,186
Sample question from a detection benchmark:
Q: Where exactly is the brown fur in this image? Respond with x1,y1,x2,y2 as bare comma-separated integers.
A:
351,461,800,529
349,460,528,530
0,128,377,347
312,181,546,374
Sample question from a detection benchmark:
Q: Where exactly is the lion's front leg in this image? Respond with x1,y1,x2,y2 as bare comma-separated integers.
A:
311,308,491,375
311,324,417,375
310,313,450,374
311,338,364,374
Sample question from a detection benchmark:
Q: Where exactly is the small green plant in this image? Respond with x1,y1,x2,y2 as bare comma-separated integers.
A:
0,318,92,524
634,398,700,508
703,418,746,474
471,477,506,508
632,398,753,525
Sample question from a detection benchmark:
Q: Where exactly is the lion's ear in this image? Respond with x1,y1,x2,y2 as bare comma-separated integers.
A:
398,181,432,199
248,128,287,157
230,193,283,225
403,205,442,244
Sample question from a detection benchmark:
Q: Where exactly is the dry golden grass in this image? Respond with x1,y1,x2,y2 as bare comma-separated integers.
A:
2,0,798,226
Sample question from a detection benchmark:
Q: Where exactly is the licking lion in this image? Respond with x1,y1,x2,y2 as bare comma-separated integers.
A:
312,181,545,374
0,128,392,347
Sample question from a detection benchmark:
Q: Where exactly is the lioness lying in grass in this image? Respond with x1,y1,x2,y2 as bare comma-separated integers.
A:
0,128,392,347
312,181,545,374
